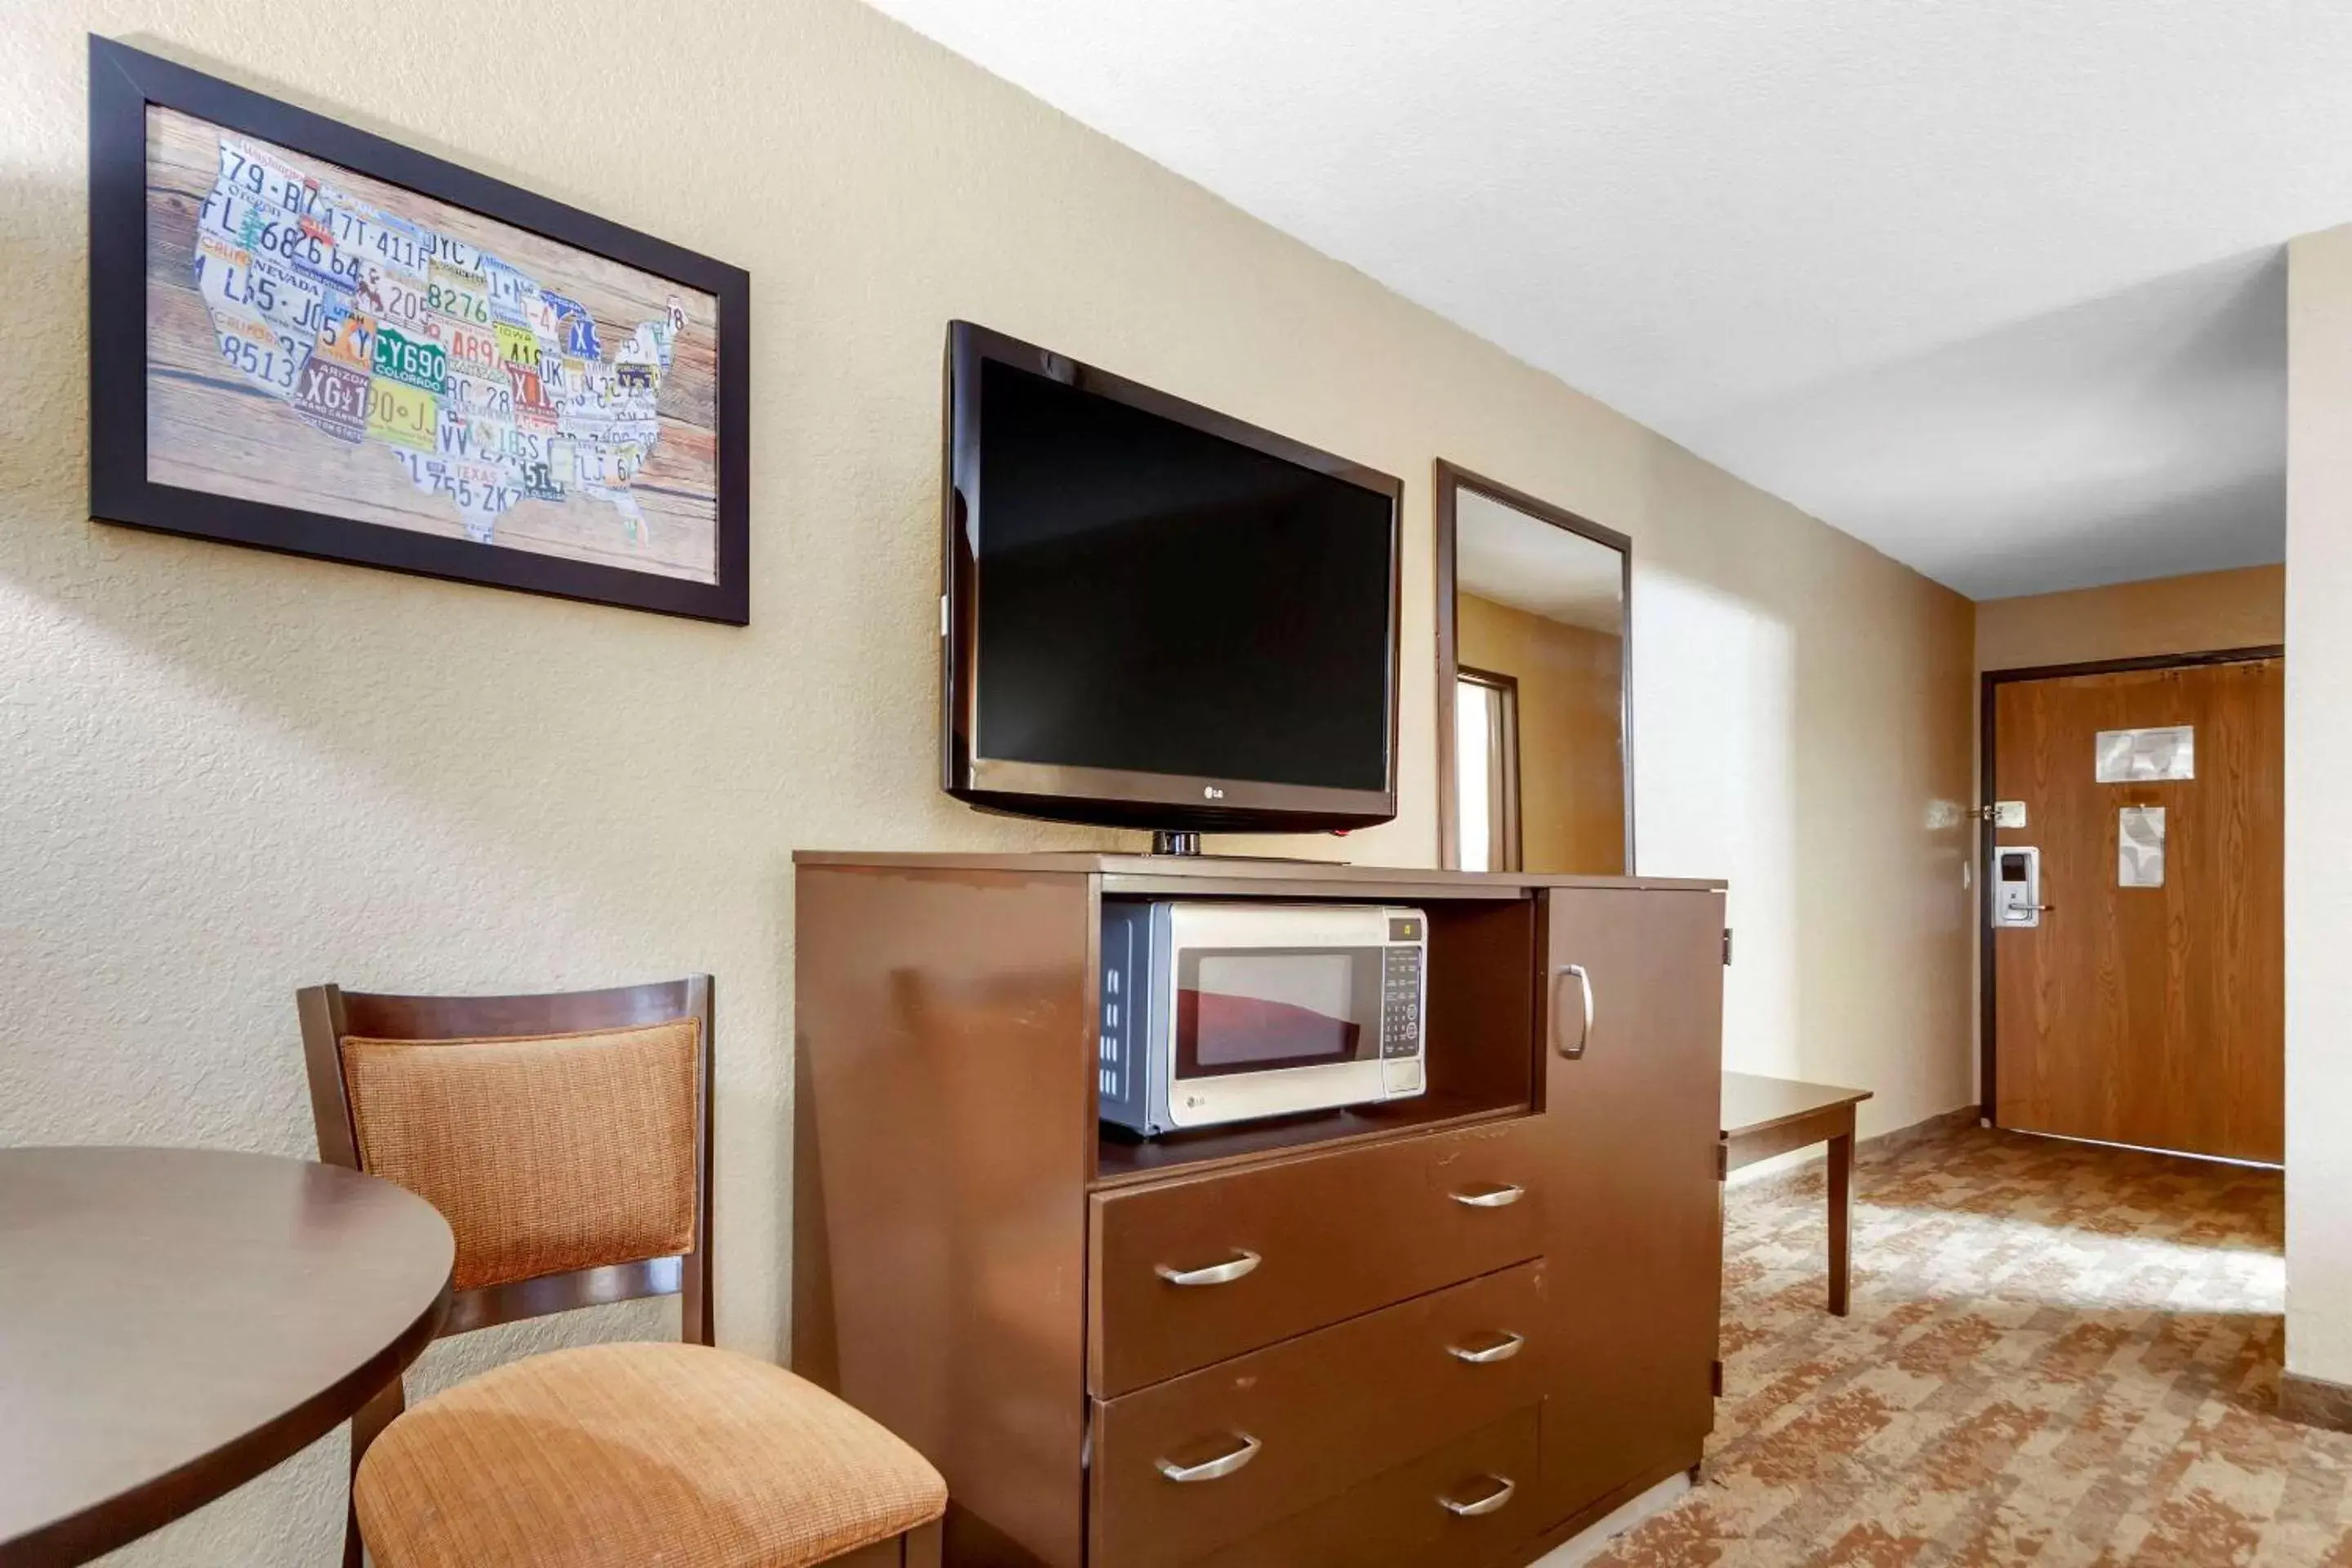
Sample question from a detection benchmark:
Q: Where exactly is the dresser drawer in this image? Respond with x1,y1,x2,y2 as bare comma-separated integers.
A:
1187,1407,1542,1568
1089,1259,1547,1568
1089,1117,1544,1396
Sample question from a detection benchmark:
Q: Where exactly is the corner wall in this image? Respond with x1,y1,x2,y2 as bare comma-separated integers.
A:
0,2,1976,1557
2287,225,2352,1387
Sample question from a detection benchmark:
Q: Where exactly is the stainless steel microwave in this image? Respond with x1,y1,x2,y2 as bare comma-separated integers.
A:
1097,901,1428,1136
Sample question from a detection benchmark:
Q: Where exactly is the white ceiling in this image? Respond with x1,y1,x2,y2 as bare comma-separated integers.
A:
863,0,2335,599
1455,490,1624,631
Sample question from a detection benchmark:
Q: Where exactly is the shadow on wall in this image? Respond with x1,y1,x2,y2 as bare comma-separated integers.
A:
1682,247,2289,598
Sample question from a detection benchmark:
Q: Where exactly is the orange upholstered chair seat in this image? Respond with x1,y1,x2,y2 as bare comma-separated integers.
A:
353,1342,947,1568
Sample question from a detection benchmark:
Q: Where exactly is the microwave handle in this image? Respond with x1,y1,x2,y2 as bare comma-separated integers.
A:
1552,964,1594,1059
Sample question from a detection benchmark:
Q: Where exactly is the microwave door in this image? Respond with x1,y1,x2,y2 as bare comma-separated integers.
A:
1178,950,1374,1072
1167,945,1389,1128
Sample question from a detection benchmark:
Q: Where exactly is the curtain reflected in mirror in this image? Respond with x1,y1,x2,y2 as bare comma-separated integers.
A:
1437,465,1631,875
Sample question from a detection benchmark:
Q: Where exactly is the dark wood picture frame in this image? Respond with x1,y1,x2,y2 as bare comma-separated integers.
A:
89,36,752,624
1433,460,1635,872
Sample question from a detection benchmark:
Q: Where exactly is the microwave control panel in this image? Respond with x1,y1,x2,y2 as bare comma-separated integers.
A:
1380,945,1424,1058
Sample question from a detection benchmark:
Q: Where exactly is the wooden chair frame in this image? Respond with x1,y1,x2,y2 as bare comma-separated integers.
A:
831,1523,944,1567
297,976,716,1568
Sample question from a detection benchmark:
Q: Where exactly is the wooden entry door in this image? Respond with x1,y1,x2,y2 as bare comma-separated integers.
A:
1989,655,2283,1162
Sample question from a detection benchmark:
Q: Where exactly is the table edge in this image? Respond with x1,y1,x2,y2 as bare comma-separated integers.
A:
0,1263,452,1568
1719,1075,1874,1143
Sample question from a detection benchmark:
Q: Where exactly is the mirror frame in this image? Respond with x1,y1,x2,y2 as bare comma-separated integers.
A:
1434,460,1635,873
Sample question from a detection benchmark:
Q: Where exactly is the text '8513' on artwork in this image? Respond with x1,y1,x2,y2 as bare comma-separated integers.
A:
90,37,751,623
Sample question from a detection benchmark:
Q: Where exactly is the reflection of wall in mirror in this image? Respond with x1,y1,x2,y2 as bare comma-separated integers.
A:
1458,593,1625,874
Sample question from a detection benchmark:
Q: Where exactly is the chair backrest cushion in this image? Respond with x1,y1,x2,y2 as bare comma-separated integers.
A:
339,1020,700,1292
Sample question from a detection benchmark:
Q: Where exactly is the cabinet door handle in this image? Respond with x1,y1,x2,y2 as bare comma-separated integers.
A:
1440,1476,1517,1517
1156,1250,1260,1287
1447,1331,1526,1365
1451,1183,1525,1209
1552,963,1594,1058
1157,1433,1261,1482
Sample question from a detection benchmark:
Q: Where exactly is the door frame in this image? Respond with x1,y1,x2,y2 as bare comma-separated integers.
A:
1976,644,2284,1122
1454,663,1525,871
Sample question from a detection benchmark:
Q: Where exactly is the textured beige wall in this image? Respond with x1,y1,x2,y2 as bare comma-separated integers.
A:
1456,593,1625,874
2287,225,2352,1387
0,1,1976,1558
1976,564,2285,672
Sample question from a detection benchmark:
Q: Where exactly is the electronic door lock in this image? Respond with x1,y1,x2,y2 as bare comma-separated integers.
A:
1990,848,2044,928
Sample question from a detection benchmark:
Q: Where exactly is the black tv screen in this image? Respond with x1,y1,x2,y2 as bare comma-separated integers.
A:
942,324,1401,834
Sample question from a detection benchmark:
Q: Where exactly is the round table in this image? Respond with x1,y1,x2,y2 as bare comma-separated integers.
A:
0,1147,453,1566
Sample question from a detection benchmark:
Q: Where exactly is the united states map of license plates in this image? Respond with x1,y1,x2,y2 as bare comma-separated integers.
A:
144,105,722,586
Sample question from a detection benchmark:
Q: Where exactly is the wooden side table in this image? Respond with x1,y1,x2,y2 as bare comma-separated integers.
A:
1720,1073,1873,1316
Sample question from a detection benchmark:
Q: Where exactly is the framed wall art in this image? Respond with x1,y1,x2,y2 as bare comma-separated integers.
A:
88,37,751,624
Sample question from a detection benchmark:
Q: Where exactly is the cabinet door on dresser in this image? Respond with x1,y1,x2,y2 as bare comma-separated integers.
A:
1535,887,1726,1531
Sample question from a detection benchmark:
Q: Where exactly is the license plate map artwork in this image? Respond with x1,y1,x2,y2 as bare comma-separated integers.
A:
145,106,721,586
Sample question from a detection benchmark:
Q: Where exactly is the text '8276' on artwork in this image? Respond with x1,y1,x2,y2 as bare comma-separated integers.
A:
91,38,750,623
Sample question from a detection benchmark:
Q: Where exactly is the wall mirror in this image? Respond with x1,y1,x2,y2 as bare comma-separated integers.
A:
1436,462,1633,874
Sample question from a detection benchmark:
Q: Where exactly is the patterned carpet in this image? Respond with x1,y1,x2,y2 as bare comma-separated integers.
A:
1588,1122,2352,1567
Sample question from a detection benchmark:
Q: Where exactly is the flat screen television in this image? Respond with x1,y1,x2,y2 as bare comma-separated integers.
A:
942,323,1403,837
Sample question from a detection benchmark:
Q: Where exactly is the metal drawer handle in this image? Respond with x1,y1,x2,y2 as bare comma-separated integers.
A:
1552,964,1594,1058
1447,1331,1526,1365
1156,1250,1260,1287
1451,1183,1524,1209
1440,1476,1517,1517
1157,1433,1261,1483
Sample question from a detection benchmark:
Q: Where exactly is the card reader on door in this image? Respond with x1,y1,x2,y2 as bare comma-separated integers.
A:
1990,847,2044,928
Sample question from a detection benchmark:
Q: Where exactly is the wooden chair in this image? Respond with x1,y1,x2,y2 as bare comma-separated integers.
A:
298,977,945,1568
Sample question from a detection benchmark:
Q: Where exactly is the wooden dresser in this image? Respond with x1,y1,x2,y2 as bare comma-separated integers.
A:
794,852,1726,1568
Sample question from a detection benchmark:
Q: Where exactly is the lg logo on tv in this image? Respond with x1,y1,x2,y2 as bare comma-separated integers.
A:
1203,786,1225,800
